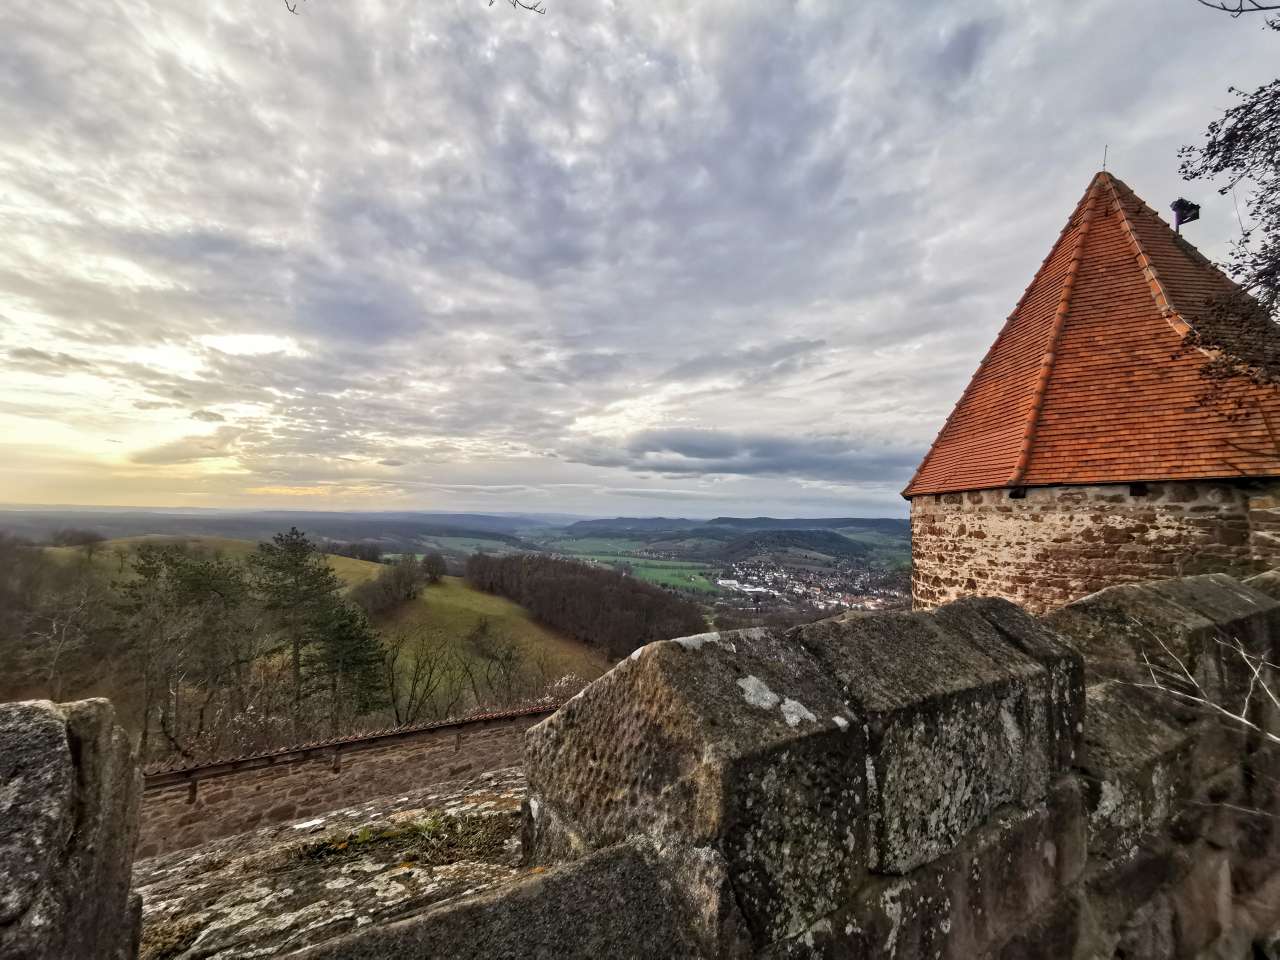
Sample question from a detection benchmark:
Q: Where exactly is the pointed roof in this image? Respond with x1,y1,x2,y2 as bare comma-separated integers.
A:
904,171,1280,498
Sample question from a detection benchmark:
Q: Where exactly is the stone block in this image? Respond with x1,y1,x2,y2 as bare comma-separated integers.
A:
1076,680,1194,864
524,627,865,947
1245,568,1280,602
0,699,140,960
760,778,1087,959
283,839,711,959
1045,573,1278,708
793,597,1083,873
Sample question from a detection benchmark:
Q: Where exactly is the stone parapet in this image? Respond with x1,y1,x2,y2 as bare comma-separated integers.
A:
303,574,1280,958
9,573,1280,959
0,699,140,960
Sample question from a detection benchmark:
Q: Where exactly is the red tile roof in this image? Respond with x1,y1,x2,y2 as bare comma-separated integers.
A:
903,172,1280,497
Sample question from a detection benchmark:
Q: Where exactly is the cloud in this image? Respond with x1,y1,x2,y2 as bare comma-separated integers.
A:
6,348,94,374
1,0,1275,514
130,428,242,465
567,428,922,484
133,400,183,410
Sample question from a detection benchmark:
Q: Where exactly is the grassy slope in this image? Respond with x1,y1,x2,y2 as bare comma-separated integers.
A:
379,577,610,682
47,536,608,683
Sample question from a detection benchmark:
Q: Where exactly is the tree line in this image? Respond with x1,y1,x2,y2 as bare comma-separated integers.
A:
0,530,545,763
464,553,705,659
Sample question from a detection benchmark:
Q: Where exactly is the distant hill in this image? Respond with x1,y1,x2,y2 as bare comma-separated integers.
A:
0,509,535,551
720,529,872,563
565,516,908,537
564,517,698,534
707,517,909,534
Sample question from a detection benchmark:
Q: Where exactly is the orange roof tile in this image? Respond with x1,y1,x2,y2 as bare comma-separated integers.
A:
903,172,1280,497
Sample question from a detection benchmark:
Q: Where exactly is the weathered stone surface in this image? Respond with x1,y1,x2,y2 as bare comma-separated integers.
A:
910,480,1266,615
1046,573,1278,702
0,698,140,960
1245,568,1280,601
761,778,1087,959
135,768,528,959
1076,681,1193,864
524,627,864,947
792,597,1082,873
282,838,708,960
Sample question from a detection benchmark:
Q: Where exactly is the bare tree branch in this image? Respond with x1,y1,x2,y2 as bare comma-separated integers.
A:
1195,0,1280,15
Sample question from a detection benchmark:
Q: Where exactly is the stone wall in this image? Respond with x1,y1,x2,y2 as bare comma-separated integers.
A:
295,573,1280,959
909,480,1270,614
138,707,551,859
0,699,140,960
10,574,1280,959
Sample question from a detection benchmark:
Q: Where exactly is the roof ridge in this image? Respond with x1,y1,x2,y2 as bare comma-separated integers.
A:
901,177,1101,496
1102,173,1195,339
1007,176,1104,486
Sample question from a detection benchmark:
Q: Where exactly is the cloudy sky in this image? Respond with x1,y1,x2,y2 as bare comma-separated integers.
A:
0,1,1274,518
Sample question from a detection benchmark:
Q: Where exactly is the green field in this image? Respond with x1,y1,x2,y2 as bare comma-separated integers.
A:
379,576,611,681
544,536,646,556
575,554,721,594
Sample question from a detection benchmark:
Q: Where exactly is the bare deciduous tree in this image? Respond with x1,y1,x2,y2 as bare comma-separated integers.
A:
382,628,465,725
284,0,546,14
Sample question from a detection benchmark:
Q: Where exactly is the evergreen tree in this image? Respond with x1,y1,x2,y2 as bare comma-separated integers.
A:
250,527,347,729
306,600,384,733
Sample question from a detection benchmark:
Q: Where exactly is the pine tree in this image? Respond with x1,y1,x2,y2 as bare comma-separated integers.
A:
250,527,347,731
306,600,385,733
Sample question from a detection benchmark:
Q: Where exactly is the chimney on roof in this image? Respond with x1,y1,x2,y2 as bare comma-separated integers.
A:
1171,197,1200,233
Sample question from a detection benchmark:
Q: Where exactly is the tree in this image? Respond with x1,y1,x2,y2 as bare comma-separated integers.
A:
382,628,465,724
250,527,349,730
306,600,384,734
284,0,547,14
420,551,447,584
1195,1,1280,16
459,618,527,706
1181,12,1279,329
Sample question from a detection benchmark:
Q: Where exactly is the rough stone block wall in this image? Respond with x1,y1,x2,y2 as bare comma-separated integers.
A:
910,481,1260,614
137,711,548,859
0,699,141,960
299,575,1280,959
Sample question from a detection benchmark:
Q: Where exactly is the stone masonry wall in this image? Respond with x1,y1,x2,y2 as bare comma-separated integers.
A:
910,481,1263,614
296,573,1280,959
138,709,549,859
0,699,140,960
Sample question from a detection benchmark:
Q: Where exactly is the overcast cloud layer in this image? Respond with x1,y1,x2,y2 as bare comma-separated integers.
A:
0,0,1274,517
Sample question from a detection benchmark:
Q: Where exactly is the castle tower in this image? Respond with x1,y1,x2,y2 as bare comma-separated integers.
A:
904,171,1280,613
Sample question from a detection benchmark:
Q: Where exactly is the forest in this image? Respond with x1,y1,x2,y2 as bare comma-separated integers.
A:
0,528,697,765
464,552,707,659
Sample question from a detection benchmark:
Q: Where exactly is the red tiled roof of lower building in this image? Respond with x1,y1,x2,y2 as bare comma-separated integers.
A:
903,172,1280,497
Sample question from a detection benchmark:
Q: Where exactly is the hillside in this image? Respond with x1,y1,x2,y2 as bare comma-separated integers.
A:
720,529,872,564
48,536,604,677
379,577,609,684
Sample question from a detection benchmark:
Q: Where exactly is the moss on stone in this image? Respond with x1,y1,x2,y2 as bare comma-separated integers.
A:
294,812,518,867
139,915,203,960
